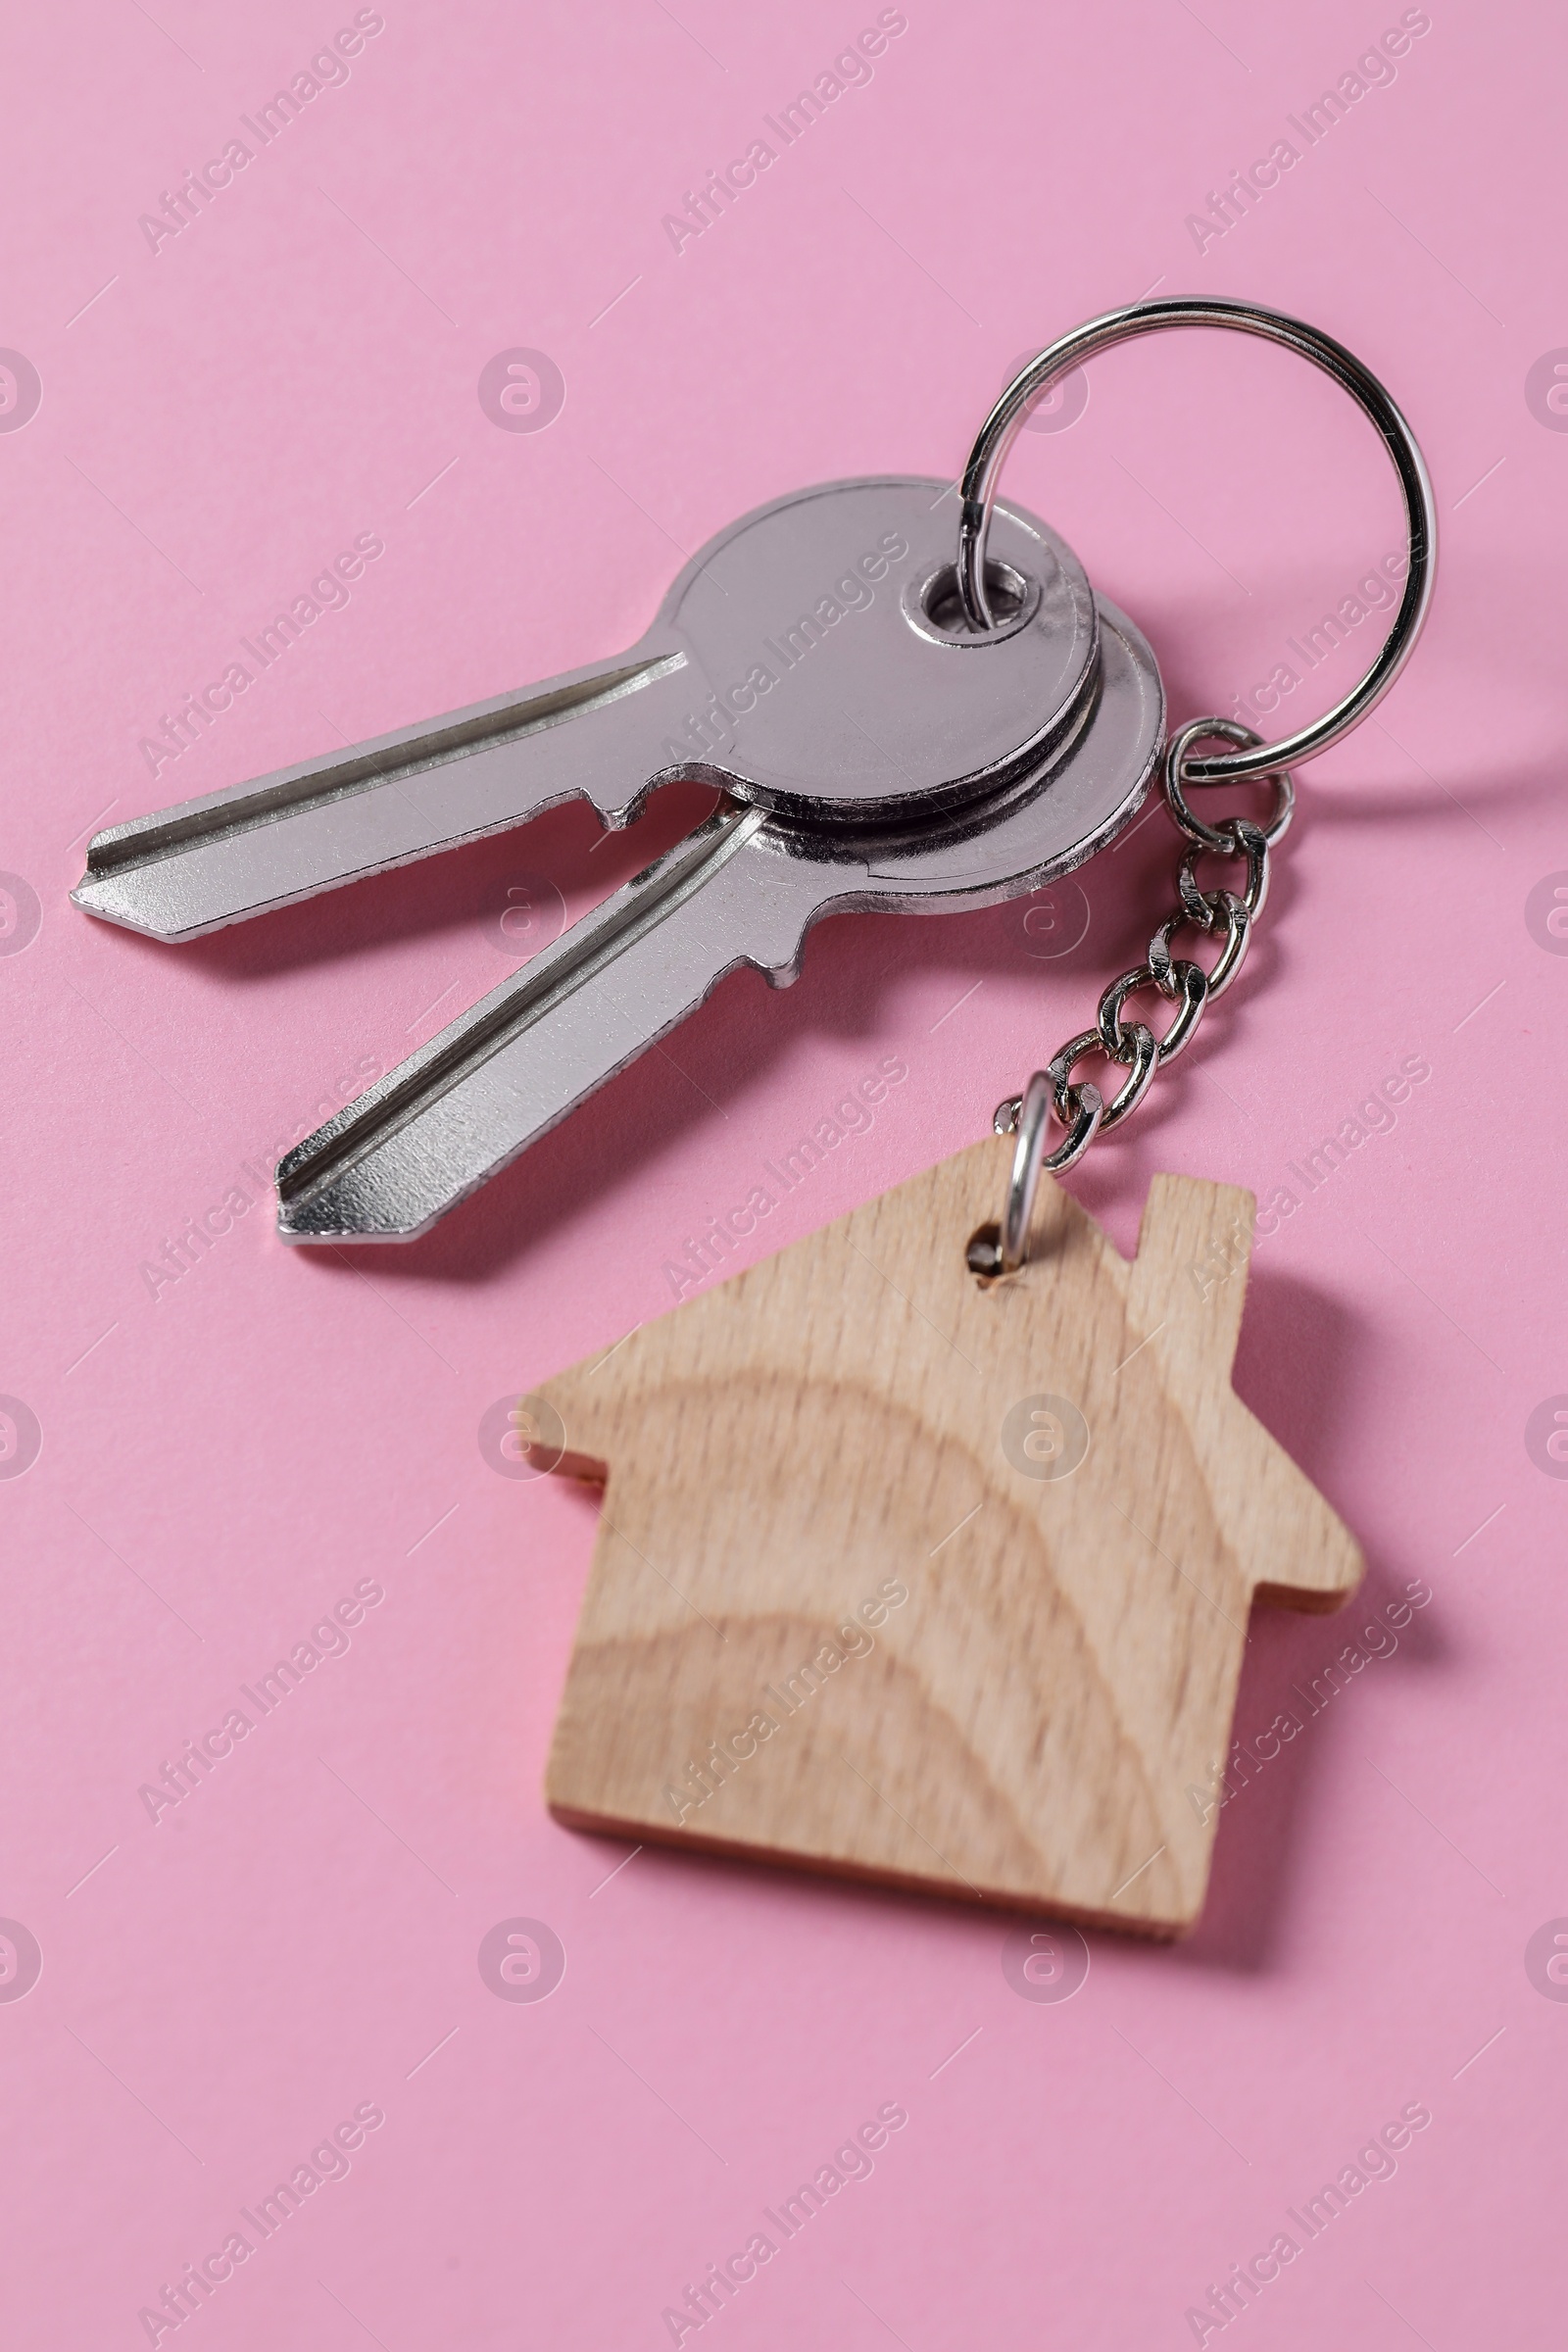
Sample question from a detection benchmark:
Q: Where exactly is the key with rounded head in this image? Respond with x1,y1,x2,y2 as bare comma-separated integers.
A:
274,599,1163,1243
71,476,1099,943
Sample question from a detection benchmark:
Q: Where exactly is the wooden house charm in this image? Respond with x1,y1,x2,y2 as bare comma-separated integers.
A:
536,1136,1362,1937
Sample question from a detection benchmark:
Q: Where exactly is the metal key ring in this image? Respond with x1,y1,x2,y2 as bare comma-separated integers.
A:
993,1069,1104,1271
956,296,1437,783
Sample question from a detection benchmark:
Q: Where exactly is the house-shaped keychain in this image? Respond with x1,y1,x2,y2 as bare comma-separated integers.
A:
535,1136,1361,1937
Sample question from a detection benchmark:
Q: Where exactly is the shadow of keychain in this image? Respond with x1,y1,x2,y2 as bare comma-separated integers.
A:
72,297,1437,1934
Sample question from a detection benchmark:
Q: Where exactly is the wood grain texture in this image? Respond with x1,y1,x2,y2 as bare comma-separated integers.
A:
537,1138,1362,1936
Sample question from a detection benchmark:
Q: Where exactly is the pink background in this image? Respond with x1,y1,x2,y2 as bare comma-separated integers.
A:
3,0,1564,2343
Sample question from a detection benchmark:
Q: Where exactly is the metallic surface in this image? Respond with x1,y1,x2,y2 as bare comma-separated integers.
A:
1176,825,1269,933
1051,1023,1158,1135
1099,958,1205,1068
1000,1072,1054,1274
274,599,1163,1243
1162,715,1295,854
73,477,1099,942
955,295,1436,783
992,1066,1104,1229
1000,718,1290,1181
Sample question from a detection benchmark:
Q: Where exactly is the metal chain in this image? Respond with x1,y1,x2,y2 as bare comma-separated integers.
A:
993,716,1295,1203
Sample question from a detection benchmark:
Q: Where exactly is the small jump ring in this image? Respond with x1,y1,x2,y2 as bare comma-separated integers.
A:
955,296,1436,780
998,1069,1103,1271
1165,717,1294,852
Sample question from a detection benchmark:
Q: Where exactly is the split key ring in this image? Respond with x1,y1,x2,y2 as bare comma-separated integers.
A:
955,295,1438,785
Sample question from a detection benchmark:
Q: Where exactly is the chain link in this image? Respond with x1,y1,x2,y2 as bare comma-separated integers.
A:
994,717,1295,1177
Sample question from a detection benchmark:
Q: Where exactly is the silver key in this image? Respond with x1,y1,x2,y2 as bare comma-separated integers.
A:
72,477,1098,942
275,600,1163,1243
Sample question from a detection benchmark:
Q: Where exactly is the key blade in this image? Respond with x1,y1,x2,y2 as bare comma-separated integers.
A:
71,647,690,941
275,806,817,1243
275,594,1162,1247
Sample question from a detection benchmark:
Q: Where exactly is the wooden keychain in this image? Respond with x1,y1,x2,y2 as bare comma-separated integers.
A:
533,299,1437,1937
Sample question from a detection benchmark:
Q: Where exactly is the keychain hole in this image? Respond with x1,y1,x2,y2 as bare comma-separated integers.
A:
905,559,1041,646
966,1221,1005,1280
